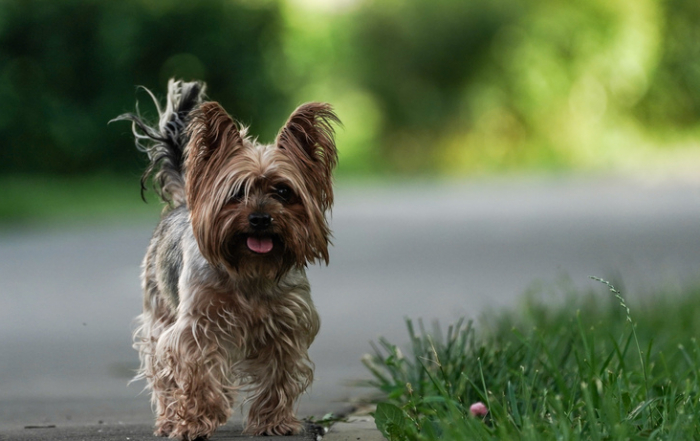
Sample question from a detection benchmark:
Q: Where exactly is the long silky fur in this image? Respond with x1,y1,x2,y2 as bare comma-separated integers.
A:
117,78,339,440
112,79,206,208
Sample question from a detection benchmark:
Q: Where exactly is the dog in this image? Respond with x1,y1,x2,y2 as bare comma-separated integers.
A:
113,79,339,439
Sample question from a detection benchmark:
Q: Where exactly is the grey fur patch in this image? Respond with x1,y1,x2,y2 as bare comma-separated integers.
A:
148,205,190,306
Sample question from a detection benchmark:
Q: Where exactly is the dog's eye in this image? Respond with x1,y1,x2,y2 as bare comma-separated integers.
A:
273,185,294,203
228,188,245,204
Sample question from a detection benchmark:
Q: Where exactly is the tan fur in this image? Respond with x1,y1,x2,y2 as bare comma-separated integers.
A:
131,94,338,440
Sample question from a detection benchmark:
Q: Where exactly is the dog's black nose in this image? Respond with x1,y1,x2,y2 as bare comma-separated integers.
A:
249,213,272,230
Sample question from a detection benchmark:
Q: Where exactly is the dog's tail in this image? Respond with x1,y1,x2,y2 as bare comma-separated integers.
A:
112,79,206,208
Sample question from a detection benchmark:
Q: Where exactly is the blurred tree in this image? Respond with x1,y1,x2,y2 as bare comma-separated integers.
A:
1,0,698,178
348,0,520,172
329,0,699,174
0,0,287,175
636,0,700,128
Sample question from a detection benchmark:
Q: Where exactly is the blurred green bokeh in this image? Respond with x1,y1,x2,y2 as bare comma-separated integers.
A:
0,0,698,183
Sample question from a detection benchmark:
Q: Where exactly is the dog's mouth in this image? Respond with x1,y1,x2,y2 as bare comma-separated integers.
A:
246,235,274,254
224,234,285,264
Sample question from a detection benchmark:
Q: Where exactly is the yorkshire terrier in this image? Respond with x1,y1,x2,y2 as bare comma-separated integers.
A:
114,79,339,439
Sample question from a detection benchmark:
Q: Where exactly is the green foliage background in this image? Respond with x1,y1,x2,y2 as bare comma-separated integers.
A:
1,0,699,178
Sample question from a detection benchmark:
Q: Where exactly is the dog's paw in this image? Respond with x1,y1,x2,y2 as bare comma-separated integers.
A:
169,420,218,441
247,418,303,436
153,420,174,437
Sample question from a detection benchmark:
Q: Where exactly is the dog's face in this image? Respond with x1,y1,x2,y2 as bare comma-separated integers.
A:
184,102,339,279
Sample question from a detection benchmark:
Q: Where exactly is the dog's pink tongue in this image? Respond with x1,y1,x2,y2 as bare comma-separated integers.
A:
247,236,274,254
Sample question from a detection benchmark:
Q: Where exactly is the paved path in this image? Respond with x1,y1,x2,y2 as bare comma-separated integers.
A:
2,177,700,435
2,423,321,440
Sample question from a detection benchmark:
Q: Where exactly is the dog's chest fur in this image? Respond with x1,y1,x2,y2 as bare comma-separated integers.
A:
143,206,318,353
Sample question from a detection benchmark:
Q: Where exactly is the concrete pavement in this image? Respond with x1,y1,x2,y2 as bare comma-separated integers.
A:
2,420,377,440
2,412,379,440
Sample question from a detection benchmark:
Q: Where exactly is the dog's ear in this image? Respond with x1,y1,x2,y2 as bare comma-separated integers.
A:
277,103,339,177
185,102,243,211
188,101,242,159
277,103,340,209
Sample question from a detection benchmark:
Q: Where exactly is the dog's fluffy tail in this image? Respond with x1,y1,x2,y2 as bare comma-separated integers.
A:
113,79,206,208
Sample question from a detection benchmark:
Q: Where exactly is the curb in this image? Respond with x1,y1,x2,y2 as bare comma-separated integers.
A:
323,416,384,441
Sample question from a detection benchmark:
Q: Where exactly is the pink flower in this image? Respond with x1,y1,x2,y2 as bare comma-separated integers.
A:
470,401,488,417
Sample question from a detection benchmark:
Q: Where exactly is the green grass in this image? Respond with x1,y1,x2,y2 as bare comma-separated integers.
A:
0,174,161,226
364,279,700,440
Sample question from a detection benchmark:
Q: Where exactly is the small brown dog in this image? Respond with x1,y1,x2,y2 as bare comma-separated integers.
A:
114,80,339,439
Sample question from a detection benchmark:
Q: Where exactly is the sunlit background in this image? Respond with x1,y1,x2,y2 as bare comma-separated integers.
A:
1,0,699,223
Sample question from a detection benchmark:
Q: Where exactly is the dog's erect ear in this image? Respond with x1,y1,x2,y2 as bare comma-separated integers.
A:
185,101,243,211
187,101,241,159
277,103,340,182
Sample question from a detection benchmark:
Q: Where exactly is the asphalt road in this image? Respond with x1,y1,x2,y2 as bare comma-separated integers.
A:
2,177,700,433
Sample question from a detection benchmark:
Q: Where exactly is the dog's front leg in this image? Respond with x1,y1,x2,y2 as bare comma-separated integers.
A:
156,317,234,440
242,331,314,436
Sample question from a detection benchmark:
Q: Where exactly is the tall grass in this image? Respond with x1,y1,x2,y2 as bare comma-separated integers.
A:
364,280,700,440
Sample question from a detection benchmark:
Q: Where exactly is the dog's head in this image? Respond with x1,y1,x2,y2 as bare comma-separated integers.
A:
184,101,339,279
